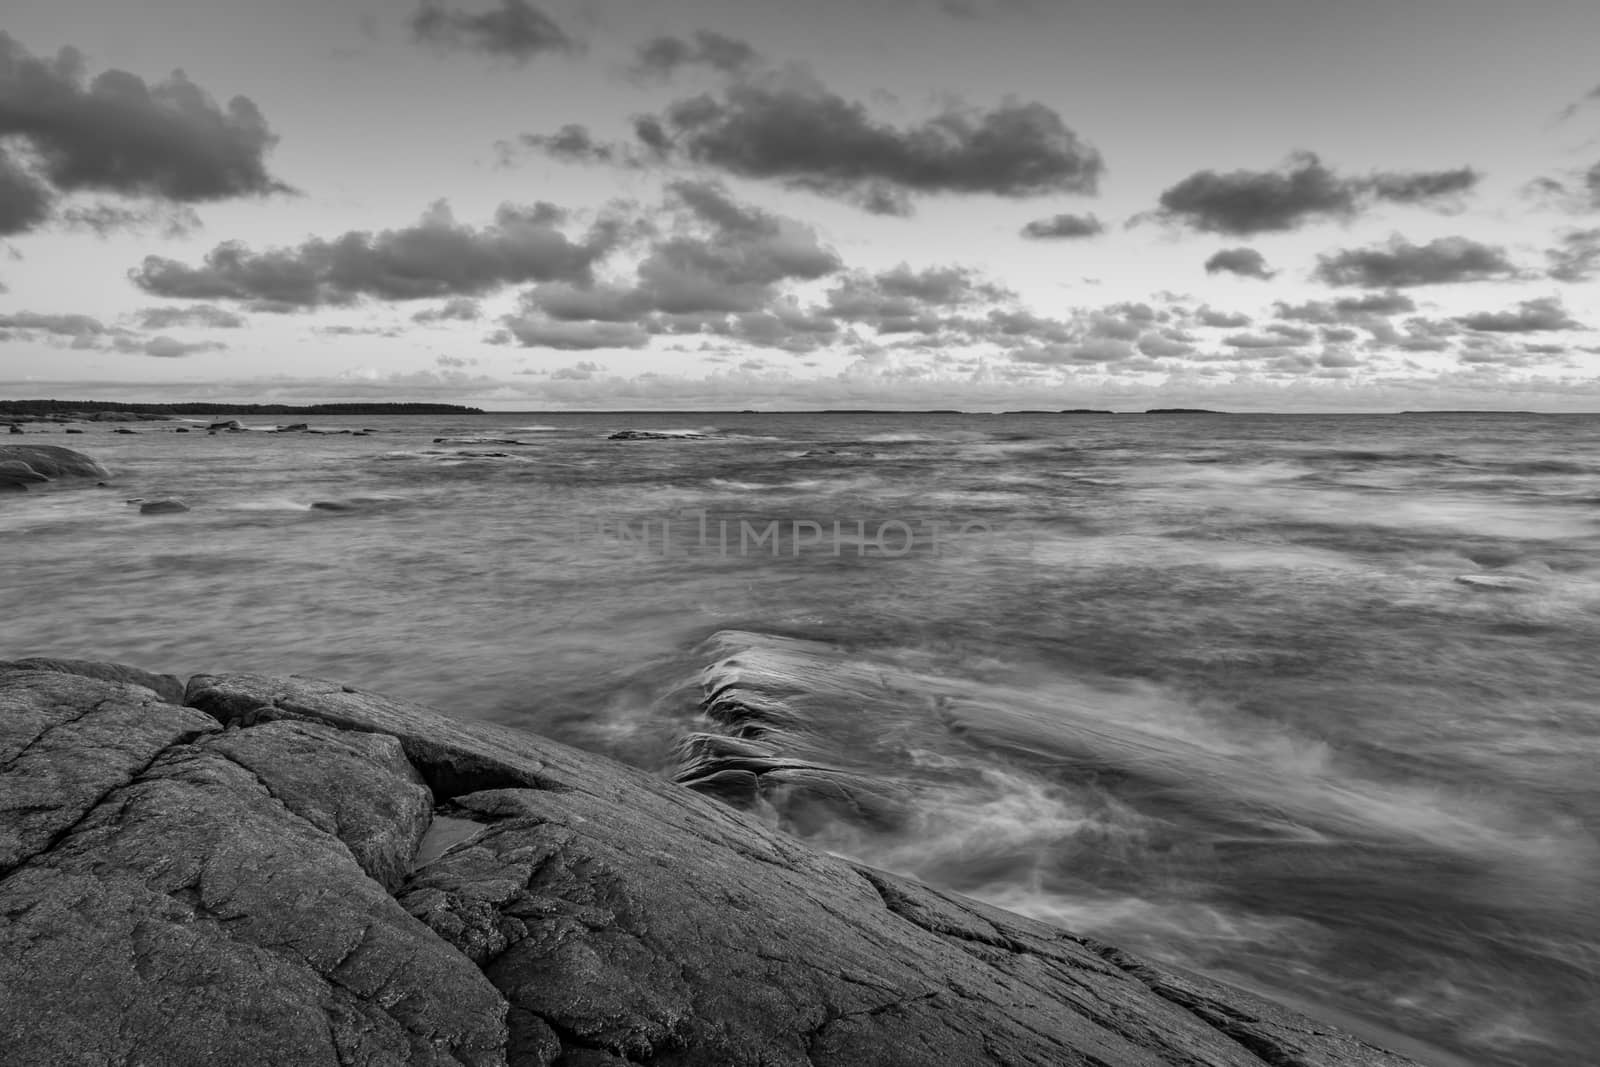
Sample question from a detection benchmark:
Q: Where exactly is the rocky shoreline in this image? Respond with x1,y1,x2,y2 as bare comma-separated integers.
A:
0,658,1425,1066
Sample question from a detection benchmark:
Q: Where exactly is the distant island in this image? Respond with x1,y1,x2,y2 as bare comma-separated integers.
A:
1143,408,1224,414
0,400,484,417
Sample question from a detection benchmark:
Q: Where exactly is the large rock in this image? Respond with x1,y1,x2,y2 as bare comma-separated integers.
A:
0,661,1426,1067
0,443,110,481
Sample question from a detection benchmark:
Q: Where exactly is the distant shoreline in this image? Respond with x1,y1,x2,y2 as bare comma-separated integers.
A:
0,400,1581,417
0,401,485,417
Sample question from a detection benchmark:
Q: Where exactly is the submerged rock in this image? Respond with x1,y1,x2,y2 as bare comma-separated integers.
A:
608,429,706,441
139,499,190,515
0,660,1425,1067
310,497,405,512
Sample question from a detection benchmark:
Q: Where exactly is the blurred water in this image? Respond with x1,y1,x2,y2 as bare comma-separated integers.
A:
5,410,1600,1066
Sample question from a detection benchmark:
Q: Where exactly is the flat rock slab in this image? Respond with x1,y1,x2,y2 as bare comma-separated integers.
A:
0,663,1426,1067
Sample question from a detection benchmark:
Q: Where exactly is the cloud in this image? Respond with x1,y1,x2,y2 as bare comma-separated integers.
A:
0,310,105,336
1274,291,1416,323
134,304,245,329
1455,296,1581,333
1313,236,1518,287
0,146,54,235
1195,307,1252,328
1019,213,1102,239
1547,228,1600,281
1151,152,1479,235
130,200,613,307
410,0,575,62
1203,247,1275,279
629,31,760,80
509,123,630,166
825,263,1009,333
636,67,1102,214
412,296,482,322
501,319,649,350
504,180,843,350
136,335,227,358
0,32,290,235
56,201,201,238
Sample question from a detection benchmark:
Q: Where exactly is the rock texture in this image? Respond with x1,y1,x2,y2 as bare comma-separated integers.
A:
0,443,111,481
0,660,1425,1067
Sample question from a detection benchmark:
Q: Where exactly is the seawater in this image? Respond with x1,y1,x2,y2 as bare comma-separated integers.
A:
5,411,1599,1066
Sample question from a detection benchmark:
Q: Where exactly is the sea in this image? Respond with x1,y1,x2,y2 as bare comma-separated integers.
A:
4,410,1598,1066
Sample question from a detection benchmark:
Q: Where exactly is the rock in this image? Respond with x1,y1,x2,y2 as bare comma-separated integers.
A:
0,662,1427,1067
64,427,85,433
6,423,22,434
278,423,309,432
432,437,528,446
0,444,110,491
0,459,50,489
114,427,139,434
607,430,706,441
174,426,191,433
0,657,187,703
0,443,110,480
139,499,190,515
209,419,245,432
310,497,404,512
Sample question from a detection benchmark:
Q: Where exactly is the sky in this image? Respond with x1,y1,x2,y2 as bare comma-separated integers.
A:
3,0,1600,411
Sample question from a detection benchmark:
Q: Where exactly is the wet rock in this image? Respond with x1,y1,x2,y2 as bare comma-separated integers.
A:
209,419,245,432
0,459,50,489
0,443,110,480
140,499,190,515
65,427,85,434
278,423,310,432
174,426,191,433
7,423,21,434
0,664,1426,1067
114,427,139,434
607,430,705,441
311,497,405,512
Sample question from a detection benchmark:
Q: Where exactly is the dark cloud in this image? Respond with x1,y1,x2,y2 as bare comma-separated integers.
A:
410,0,575,62
130,200,612,307
134,304,244,329
0,32,290,230
1203,247,1275,279
1151,152,1479,235
630,31,760,81
638,68,1102,214
1019,213,1102,239
1455,297,1581,333
0,146,54,235
1547,228,1600,282
1313,236,1518,288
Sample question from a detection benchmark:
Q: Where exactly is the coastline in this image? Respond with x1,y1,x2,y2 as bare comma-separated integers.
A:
0,658,1430,1066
